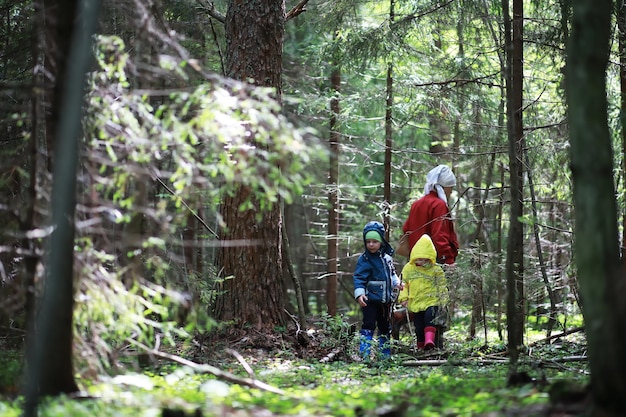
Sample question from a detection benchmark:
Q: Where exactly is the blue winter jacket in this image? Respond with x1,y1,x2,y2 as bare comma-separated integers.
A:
353,221,400,304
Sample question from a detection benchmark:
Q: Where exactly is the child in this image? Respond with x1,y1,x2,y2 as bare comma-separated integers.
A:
353,221,402,360
398,233,449,350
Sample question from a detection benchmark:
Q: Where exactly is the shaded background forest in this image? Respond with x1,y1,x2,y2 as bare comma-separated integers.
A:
0,0,622,378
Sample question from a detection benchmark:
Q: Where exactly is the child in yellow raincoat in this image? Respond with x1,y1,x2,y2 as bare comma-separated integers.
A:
398,233,449,350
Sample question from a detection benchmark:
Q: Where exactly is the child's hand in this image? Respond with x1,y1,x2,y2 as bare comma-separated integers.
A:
396,282,405,291
357,294,368,307
443,263,456,272
401,301,408,307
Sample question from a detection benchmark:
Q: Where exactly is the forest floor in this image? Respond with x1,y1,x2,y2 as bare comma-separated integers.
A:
0,320,591,417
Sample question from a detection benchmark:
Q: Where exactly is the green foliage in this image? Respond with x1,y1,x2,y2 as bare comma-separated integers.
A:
0,311,590,416
73,241,208,373
0,350,588,417
87,35,326,216
0,350,22,394
314,313,355,349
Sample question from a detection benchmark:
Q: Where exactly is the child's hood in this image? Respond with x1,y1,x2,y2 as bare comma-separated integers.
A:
409,234,437,263
362,221,393,255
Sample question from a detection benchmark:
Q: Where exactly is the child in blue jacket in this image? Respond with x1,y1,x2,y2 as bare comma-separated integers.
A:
353,221,402,360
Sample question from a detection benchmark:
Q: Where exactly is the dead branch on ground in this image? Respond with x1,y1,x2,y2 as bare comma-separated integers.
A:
127,339,287,395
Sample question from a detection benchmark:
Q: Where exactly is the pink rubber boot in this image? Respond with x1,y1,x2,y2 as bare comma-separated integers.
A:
424,326,437,350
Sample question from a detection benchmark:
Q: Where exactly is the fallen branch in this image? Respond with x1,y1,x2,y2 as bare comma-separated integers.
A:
127,339,286,395
545,355,587,363
404,358,507,366
319,347,343,363
529,326,585,346
403,355,587,367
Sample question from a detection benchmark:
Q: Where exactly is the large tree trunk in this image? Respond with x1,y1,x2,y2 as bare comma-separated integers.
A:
24,0,101,413
214,0,287,330
42,0,77,174
567,0,626,413
29,0,80,396
504,0,525,374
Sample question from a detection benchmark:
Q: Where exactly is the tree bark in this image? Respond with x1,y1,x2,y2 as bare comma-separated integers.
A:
383,0,394,237
281,206,307,328
504,0,525,374
21,0,46,339
567,0,626,413
224,0,284,92
326,63,340,316
525,149,558,336
42,0,78,173
214,0,287,330
496,163,505,340
618,2,626,260
24,0,101,413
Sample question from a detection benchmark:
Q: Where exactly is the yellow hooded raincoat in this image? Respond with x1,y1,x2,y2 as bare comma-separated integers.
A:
398,234,449,313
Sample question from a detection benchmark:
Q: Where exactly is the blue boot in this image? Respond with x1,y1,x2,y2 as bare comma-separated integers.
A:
359,329,374,360
379,334,391,359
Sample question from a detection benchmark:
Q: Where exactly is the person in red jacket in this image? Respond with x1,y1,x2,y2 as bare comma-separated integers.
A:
402,165,459,266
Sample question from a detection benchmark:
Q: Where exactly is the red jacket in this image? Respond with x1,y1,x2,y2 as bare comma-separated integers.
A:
402,191,459,264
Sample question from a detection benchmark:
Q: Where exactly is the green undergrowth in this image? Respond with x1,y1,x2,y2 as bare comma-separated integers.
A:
0,347,589,417
0,314,590,416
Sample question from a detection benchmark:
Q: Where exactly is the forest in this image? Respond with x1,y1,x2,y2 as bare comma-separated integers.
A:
1,0,626,416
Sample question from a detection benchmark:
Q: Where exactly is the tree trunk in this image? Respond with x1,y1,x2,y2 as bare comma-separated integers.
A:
285,200,311,316
619,2,626,260
383,0,394,237
281,205,307,328
480,2,508,340
24,0,101,412
525,149,558,336
326,63,340,316
42,0,77,174
214,0,286,330
496,163,505,340
504,0,525,373
384,60,393,236
567,0,626,413
21,0,46,337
